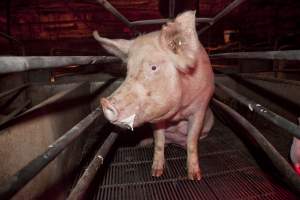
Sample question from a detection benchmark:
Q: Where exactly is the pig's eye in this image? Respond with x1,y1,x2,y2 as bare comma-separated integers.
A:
151,65,157,71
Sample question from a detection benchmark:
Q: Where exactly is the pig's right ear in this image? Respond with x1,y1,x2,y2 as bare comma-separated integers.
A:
160,11,199,73
93,31,133,62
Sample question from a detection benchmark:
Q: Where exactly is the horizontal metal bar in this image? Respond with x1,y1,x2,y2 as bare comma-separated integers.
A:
0,83,30,99
130,17,213,26
215,83,300,139
236,75,300,111
0,56,120,74
215,71,300,116
210,50,300,61
0,108,106,199
198,0,247,35
97,0,132,27
131,18,169,26
97,0,213,28
212,98,300,193
240,74,300,87
66,131,118,200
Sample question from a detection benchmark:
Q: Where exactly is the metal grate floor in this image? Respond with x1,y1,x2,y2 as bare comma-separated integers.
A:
94,122,298,200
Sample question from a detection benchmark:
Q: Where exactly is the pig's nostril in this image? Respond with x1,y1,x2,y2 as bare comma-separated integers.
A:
101,98,119,122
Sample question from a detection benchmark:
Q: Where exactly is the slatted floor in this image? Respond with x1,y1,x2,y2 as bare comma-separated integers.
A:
93,122,298,200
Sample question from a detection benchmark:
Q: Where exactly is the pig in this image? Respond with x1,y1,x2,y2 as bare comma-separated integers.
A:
93,11,214,180
290,118,300,175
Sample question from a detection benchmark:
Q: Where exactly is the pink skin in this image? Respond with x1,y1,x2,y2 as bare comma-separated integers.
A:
94,11,214,180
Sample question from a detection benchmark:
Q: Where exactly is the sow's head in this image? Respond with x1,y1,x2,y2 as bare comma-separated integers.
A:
93,11,200,130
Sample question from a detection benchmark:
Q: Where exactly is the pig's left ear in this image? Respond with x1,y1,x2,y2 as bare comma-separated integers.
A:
160,11,199,72
93,31,133,62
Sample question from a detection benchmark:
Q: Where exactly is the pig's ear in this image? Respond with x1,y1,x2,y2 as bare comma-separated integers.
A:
93,31,133,62
160,11,199,72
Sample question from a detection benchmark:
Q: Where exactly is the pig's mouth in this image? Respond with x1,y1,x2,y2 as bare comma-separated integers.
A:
107,113,138,131
117,114,136,131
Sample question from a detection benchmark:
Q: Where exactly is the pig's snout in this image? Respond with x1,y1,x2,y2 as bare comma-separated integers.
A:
101,98,119,122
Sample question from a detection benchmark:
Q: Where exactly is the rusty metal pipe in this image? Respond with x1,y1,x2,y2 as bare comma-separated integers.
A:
66,131,118,200
0,56,120,74
212,98,300,193
215,83,300,139
0,108,106,199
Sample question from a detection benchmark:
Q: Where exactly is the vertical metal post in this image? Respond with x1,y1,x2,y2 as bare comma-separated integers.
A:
5,0,12,52
169,0,176,18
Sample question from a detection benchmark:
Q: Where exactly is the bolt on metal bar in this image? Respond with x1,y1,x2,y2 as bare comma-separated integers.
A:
198,0,247,35
210,50,300,61
212,98,300,193
0,108,106,200
66,131,118,200
0,56,120,74
215,83,300,139
0,83,29,99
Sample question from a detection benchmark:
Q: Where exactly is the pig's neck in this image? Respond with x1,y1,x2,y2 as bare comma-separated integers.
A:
170,51,214,121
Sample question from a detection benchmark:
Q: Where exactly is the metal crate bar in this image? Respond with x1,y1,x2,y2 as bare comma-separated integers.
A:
0,83,29,99
0,107,106,199
215,83,300,139
198,0,247,35
212,98,300,193
0,56,120,74
210,50,300,61
0,99,31,127
97,0,213,28
130,18,213,26
97,0,131,28
67,131,118,200
214,70,300,112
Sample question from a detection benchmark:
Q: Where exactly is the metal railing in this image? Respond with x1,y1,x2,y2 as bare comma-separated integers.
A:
0,56,120,74
212,98,300,193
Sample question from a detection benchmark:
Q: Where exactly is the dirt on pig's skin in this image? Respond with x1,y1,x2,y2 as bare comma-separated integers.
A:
94,10,214,180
